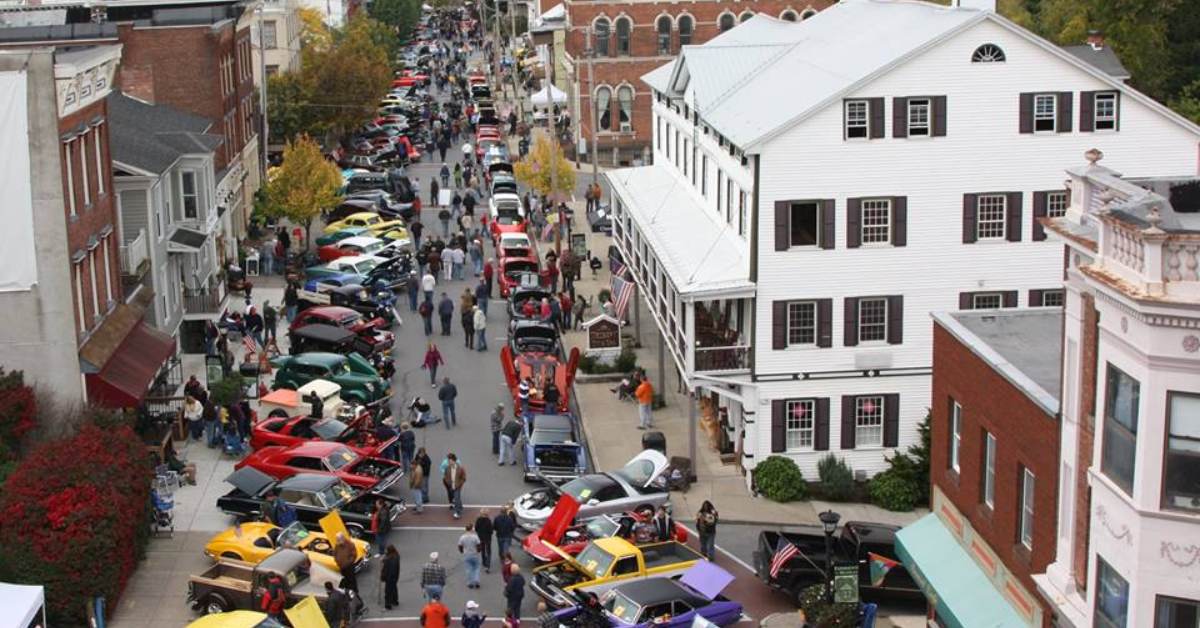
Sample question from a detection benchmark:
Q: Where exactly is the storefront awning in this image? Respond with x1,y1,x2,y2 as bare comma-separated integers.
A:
86,321,176,408
895,514,1028,628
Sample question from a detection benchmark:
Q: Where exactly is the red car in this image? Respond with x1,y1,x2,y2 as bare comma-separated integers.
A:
522,496,689,562
490,213,527,242
249,413,396,457
289,306,394,353
235,441,406,500
497,256,540,298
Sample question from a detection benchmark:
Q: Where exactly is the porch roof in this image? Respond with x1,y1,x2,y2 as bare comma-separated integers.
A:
605,164,754,299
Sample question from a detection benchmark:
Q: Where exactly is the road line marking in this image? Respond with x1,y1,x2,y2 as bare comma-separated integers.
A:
677,523,757,574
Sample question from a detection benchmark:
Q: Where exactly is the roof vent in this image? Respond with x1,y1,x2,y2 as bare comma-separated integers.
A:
952,0,996,11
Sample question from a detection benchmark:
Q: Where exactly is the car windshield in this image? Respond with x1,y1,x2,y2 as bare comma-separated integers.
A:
351,259,379,274
323,446,358,471
497,215,520,225
576,543,617,578
313,419,350,440
505,261,537,276
602,590,640,625
585,517,621,538
531,428,572,445
560,475,615,502
362,242,383,255
339,312,362,326
317,480,357,508
276,522,312,548
613,458,658,487
363,216,381,226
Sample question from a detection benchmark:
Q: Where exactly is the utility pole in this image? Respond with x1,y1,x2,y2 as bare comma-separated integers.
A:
509,3,522,120
585,27,598,184
490,1,502,89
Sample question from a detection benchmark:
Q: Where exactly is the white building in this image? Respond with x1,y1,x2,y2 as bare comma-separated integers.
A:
296,0,346,28
1032,154,1200,627
607,0,1200,483
253,0,303,84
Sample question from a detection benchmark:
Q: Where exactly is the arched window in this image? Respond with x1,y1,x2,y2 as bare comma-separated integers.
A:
656,16,673,55
615,17,632,56
596,86,612,131
780,10,798,22
971,43,1006,63
593,18,610,57
718,13,735,32
617,85,634,131
678,15,694,46
801,8,817,19
739,11,754,23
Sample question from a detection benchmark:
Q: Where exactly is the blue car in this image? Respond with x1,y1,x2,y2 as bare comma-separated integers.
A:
557,562,742,627
523,413,585,483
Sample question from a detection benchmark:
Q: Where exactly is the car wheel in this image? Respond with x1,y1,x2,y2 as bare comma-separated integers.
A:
220,551,243,560
204,593,231,615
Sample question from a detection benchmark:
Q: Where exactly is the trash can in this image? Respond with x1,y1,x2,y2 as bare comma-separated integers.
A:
642,430,666,454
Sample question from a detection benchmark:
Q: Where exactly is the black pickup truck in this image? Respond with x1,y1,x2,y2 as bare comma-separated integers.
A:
753,522,922,606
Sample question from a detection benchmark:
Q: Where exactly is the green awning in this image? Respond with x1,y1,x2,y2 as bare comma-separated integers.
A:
895,514,1028,628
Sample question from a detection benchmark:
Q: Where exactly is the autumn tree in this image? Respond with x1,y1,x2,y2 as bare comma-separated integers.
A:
305,15,394,137
263,136,342,247
514,136,576,204
297,7,333,52
370,0,423,42
267,71,319,144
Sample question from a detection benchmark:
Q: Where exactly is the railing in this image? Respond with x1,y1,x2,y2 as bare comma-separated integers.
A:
694,345,751,372
1109,223,1145,274
120,228,150,276
183,285,226,314
1164,241,1200,282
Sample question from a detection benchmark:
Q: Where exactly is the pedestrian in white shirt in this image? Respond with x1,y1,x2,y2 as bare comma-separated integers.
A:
440,247,455,281
422,272,437,303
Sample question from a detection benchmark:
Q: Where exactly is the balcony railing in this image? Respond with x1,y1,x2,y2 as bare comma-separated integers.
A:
120,229,150,276
694,345,751,372
183,284,227,314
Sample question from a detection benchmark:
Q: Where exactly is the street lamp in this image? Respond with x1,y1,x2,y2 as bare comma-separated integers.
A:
818,509,841,602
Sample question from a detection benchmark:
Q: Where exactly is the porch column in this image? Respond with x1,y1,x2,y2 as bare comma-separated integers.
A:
688,389,697,480
685,300,695,373
633,285,642,347
657,328,665,395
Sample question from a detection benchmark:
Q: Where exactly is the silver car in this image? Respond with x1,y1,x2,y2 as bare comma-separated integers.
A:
514,450,670,532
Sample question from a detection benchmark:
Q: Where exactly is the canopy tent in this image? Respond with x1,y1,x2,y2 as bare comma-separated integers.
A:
0,583,45,628
530,84,567,107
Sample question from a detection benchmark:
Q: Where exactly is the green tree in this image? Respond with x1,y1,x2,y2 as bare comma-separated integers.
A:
263,136,342,246
305,15,394,137
514,136,576,203
267,71,318,144
370,0,422,42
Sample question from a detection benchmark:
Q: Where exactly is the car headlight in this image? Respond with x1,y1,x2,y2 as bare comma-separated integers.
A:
366,383,376,392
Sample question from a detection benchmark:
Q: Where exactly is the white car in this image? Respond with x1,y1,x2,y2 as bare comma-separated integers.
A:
258,379,351,420
513,450,671,532
489,192,525,220
498,232,534,258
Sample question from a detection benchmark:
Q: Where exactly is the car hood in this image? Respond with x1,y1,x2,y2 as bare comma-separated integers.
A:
225,466,277,497
539,495,580,546
678,561,735,601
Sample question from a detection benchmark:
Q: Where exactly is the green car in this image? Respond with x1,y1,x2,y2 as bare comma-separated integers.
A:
270,352,388,404
315,226,372,247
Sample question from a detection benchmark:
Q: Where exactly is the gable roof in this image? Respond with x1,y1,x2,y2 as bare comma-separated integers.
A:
107,91,222,175
1061,44,1130,80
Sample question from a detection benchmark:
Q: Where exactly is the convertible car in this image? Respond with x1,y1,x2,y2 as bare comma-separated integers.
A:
249,414,395,457
523,496,688,562
570,562,742,627
514,450,671,532
236,441,405,499
203,516,369,573
322,212,407,240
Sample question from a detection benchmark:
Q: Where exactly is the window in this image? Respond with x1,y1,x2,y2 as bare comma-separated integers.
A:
1033,94,1056,132
88,249,99,319
615,17,631,56
716,170,723,215
971,43,1006,63
972,293,1003,310
1163,392,1200,513
855,396,884,448
950,400,962,472
739,191,747,236
1020,468,1035,548
63,140,75,216
1095,92,1118,131
861,198,891,244
907,98,931,136
976,194,1007,240
617,86,633,132
691,145,697,186
1047,190,1069,217
786,301,816,346
656,16,672,55
74,261,85,333
593,18,610,56
739,11,754,23
595,86,612,131
1156,596,1200,628
726,180,733,223
1102,364,1140,496
1041,290,1065,307
983,431,996,508
719,13,735,32
678,15,693,45
263,20,278,49
801,8,817,19
785,399,815,450
102,235,113,303
858,298,887,343
700,155,707,196
789,202,820,247
844,100,868,139
93,123,105,196
266,65,279,77
79,130,91,206
1095,558,1129,628
180,171,199,219
780,10,798,21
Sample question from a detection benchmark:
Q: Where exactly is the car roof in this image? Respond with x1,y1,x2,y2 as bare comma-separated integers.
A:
532,413,573,432
339,236,384,247
296,379,342,397
305,306,360,319
293,352,347,366
292,324,357,343
278,473,341,491
343,212,381,222
336,255,377,264
614,578,697,606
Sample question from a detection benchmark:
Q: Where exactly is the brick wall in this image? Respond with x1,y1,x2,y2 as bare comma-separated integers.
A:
931,323,1060,626
1071,292,1099,593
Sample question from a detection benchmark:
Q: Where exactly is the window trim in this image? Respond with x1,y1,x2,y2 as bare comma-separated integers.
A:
655,15,673,56
785,398,816,451
616,85,634,133
857,297,888,344
595,85,613,132
1019,467,1035,549
844,99,869,140
593,17,611,56
785,300,817,347
860,198,892,245
1033,93,1057,133
1095,557,1129,628
788,201,822,248
1094,92,1118,131
615,17,632,57
983,431,996,509
677,15,693,46
907,98,931,137
976,194,1008,240
1154,595,1200,628
950,400,962,473
180,170,200,220
1162,391,1200,513
1101,363,1140,497
854,395,885,449
1046,190,1069,218
971,43,1006,63
971,292,1003,310
718,12,735,32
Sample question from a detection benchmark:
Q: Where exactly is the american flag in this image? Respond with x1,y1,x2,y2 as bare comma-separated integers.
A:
610,274,635,320
769,537,800,579
242,335,258,354
610,256,627,278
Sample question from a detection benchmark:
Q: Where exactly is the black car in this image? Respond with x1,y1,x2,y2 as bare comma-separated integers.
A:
289,323,377,357
297,284,400,325
509,319,561,356
345,172,391,195
216,467,403,539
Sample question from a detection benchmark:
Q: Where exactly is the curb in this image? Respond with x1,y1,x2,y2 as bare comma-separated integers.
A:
574,372,625,384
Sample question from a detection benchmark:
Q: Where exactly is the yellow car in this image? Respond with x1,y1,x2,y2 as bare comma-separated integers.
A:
323,212,405,237
204,514,368,574
186,596,329,628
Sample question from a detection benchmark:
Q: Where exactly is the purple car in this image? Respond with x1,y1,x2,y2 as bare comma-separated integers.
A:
561,562,742,627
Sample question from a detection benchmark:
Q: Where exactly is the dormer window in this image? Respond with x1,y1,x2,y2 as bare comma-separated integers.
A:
971,43,1006,63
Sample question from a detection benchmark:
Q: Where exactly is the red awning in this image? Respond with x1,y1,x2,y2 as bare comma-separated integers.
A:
86,322,176,408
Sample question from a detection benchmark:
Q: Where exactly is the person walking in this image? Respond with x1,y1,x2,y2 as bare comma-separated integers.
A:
245,306,264,348
322,581,350,628
371,499,392,556
411,219,425,252
461,600,486,628
440,243,455,280
422,342,444,388
334,533,358,594
416,447,432,503
407,271,421,311
430,177,441,208
442,453,466,519
381,544,401,610
500,551,515,586
475,279,489,316
420,552,447,602
493,505,516,559
399,422,416,470
184,394,204,441
284,282,299,322
422,270,437,303
560,292,573,330
489,403,504,455
409,458,425,513
499,416,521,466
517,377,531,417
262,301,278,344
419,298,435,336
635,376,655,430
696,501,719,561
504,564,526,620
437,377,458,429
421,594,451,628
474,509,494,573
437,292,454,336
462,301,476,349
458,523,482,589
473,305,487,351
482,258,494,298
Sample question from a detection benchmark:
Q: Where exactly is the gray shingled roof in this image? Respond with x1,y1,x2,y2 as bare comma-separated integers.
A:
1061,44,1130,80
107,92,223,175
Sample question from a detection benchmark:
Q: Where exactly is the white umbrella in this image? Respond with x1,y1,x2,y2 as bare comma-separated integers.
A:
530,84,567,107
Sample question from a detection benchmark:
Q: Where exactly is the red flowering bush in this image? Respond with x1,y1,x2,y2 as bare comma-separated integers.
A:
0,421,152,625
0,368,37,449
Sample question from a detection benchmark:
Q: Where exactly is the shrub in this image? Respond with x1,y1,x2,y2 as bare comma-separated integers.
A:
755,455,807,502
209,374,245,407
578,347,637,375
868,469,922,512
796,583,859,626
598,288,612,305
817,454,856,502
0,368,38,450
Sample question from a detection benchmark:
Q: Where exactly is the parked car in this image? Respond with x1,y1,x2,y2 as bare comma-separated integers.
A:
497,232,535,259
289,305,393,353
236,441,406,500
588,203,613,235
523,413,585,482
250,412,395,457
345,172,391,195
508,285,554,320
323,212,408,241
514,450,671,532
270,352,389,404
317,235,387,262
561,562,742,627
522,497,688,563
188,549,333,615
295,288,401,330
530,536,705,608
314,226,372,247
258,379,347,420
509,319,561,356
498,257,541,298
304,255,381,284
203,515,369,574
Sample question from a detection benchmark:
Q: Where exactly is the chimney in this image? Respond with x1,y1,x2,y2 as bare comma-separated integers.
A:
1087,30,1105,51
952,0,996,11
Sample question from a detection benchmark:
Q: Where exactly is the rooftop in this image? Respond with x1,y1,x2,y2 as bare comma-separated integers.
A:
933,309,1063,416
108,91,221,175
1062,43,1130,80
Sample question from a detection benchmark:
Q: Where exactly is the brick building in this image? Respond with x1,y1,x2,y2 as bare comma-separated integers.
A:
559,0,834,165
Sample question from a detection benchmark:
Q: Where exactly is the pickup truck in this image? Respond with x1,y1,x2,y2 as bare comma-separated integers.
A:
187,548,338,615
753,522,922,606
531,536,705,608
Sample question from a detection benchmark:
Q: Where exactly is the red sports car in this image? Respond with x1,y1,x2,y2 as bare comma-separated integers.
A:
497,256,540,298
235,441,406,500
522,496,689,562
290,305,393,352
249,414,396,457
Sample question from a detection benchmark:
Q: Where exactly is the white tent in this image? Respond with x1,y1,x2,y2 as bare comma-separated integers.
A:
530,84,567,107
0,583,45,628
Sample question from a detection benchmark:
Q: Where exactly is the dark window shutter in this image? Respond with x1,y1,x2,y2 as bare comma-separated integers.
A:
841,396,856,450
774,201,790,251
892,196,907,247
1029,289,1045,307
846,198,862,249
868,97,885,139
1114,92,1121,131
1003,291,1018,308
1019,93,1034,134
892,97,908,138
820,200,836,250
959,292,973,310
814,398,830,451
772,301,787,349
817,298,833,348
771,400,786,452
1032,191,1048,241
1057,92,1073,133
933,95,947,137
843,297,859,347
1080,91,1095,132
1006,192,1023,242
883,394,900,448
962,194,978,243
887,295,903,345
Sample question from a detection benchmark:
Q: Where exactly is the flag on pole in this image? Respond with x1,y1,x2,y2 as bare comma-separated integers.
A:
769,537,800,579
610,256,627,278
868,552,900,587
610,274,635,320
